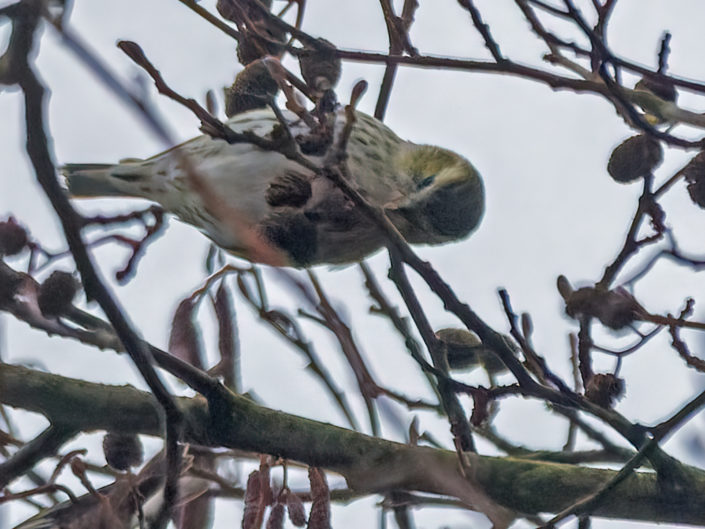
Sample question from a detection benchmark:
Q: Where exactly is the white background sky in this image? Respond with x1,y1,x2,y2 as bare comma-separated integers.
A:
2,1,705,527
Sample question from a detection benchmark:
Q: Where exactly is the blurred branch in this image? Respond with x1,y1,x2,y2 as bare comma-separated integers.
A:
301,270,382,434
0,259,224,397
81,205,166,283
544,372,705,528
0,425,76,489
475,425,634,465
4,4,184,523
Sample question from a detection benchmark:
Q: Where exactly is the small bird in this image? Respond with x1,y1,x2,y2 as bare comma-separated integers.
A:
62,108,484,267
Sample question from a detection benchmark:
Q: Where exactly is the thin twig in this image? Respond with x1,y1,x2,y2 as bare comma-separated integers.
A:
303,269,381,435
176,0,241,40
388,250,475,452
360,262,442,401
374,0,418,120
15,11,184,524
457,0,505,63
236,268,361,431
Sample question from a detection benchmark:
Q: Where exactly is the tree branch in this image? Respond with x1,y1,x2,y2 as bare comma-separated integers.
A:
3,363,705,525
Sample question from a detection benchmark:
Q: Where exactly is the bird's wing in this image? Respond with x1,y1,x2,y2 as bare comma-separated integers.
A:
259,175,385,266
78,111,316,258
143,109,391,265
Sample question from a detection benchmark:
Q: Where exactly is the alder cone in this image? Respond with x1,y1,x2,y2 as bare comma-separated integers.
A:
102,432,144,471
0,218,28,256
585,373,625,408
607,134,663,183
225,59,279,117
299,39,341,91
37,270,79,317
683,151,705,208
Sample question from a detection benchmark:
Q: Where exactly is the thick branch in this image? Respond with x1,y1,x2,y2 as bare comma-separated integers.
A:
2,363,705,525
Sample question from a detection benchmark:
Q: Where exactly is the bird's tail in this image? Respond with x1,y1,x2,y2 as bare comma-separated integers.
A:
61,163,129,198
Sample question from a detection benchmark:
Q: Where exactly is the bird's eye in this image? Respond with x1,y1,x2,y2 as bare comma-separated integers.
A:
418,174,436,189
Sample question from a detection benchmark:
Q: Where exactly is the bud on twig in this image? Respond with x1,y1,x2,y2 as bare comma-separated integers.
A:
564,286,642,330
0,217,28,256
38,270,79,318
102,432,144,471
298,38,341,92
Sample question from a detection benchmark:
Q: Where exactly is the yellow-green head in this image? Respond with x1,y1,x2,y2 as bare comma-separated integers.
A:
389,145,485,245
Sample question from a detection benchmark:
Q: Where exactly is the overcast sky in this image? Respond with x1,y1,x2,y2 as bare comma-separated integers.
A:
3,1,705,528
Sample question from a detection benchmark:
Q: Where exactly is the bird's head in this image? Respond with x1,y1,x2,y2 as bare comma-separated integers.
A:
388,145,485,245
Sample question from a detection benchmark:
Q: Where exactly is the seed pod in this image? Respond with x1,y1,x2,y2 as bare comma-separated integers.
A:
585,373,625,408
285,490,306,527
308,467,328,502
298,39,341,92
0,218,28,256
237,28,286,66
307,469,331,529
102,432,144,471
607,134,663,183
242,470,264,529
682,151,705,208
307,499,330,529
564,287,640,330
233,0,287,67
70,457,87,478
37,270,79,318
265,502,285,529
225,59,279,117
259,458,273,507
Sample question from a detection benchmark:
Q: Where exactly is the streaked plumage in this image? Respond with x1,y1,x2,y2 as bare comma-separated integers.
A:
62,108,484,266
